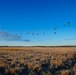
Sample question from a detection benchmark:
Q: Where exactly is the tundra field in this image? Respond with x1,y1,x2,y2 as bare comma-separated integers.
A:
0,47,76,75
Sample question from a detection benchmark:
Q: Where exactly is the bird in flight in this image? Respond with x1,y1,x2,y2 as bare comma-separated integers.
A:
37,34,39,35
54,26,58,30
42,33,45,35
54,27,57,30
67,22,70,26
32,33,34,35
54,32,56,34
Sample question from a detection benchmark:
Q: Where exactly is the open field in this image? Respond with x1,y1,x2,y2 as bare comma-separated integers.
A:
0,47,76,75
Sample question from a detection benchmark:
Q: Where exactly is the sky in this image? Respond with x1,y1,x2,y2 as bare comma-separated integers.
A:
0,0,76,46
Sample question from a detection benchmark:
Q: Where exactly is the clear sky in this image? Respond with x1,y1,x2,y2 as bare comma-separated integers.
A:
0,0,76,46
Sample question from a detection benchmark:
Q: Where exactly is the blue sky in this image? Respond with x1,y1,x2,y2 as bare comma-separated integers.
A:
0,0,76,46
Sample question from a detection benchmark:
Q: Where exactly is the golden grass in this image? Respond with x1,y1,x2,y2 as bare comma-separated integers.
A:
0,46,76,75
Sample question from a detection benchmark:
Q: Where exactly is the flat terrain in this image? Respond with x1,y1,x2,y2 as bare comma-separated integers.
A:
0,47,76,75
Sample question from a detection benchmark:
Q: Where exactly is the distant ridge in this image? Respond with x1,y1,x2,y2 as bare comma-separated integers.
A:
0,45,76,47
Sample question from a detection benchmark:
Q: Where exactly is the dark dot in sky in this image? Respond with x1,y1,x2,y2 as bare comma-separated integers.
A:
75,26,76,28
54,27,57,30
42,33,45,34
32,33,34,35
67,22,70,24
37,34,39,35
54,32,56,34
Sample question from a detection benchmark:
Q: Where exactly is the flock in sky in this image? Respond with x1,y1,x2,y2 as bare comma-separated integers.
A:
0,22,76,42
17,22,76,36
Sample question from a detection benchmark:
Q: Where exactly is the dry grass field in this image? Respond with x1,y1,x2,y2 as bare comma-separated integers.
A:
0,46,76,75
